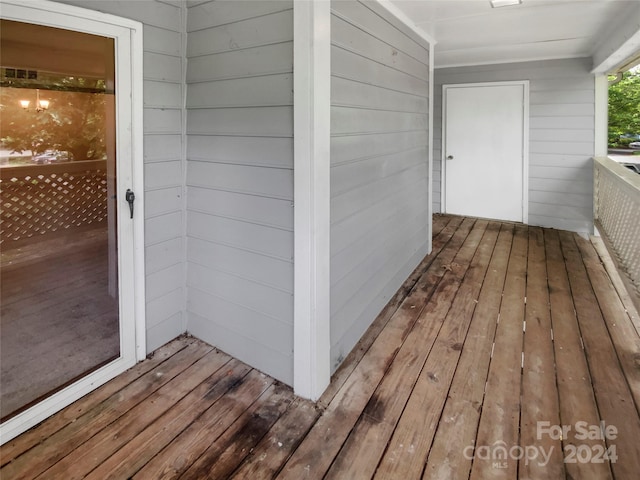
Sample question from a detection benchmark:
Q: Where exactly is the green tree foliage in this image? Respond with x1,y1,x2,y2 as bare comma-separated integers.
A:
608,69,640,147
0,80,108,160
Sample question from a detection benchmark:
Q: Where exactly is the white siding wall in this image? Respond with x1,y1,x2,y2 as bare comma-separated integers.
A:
185,0,294,385
433,58,595,234
55,0,187,353
330,1,431,372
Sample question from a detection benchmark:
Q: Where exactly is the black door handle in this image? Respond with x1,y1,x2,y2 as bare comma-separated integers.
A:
125,189,135,219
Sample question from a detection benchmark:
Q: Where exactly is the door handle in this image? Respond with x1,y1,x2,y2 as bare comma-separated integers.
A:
446,155,454,160
125,189,135,219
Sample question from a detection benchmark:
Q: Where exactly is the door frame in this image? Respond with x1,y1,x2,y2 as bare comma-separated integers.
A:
0,0,145,444
441,81,530,223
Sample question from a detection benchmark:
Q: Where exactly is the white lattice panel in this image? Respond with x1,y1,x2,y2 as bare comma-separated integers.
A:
0,161,108,246
594,157,640,296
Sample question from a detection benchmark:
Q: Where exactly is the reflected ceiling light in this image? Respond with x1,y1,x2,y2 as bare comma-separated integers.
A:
19,89,49,112
491,0,522,7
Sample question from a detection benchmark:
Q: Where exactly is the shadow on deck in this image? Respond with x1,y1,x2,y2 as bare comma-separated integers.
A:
2,215,640,479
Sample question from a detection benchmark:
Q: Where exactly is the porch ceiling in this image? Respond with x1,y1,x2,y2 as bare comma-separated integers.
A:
389,0,640,69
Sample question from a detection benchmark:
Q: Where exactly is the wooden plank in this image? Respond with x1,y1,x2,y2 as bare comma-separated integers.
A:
318,215,464,408
33,349,232,479
577,236,640,412
544,229,613,480
132,369,274,479
278,218,478,478
330,220,492,479
229,398,320,479
6,216,640,480
469,225,528,480
1,340,214,480
181,383,293,478
0,336,193,465
431,214,450,236
83,358,252,480
519,228,564,479
423,224,513,480
590,235,640,336
560,231,640,480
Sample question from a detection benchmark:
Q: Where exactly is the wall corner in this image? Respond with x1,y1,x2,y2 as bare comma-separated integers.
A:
293,0,331,401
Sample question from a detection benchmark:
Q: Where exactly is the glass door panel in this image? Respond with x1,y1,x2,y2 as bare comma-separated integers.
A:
0,20,118,421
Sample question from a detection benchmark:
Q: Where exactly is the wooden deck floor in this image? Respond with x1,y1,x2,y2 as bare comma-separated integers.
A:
2,215,640,479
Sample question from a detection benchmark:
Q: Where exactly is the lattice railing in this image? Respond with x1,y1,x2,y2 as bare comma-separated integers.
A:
1,160,108,247
594,156,640,299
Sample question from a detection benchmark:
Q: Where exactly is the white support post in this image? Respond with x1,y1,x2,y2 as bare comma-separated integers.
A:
293,0,331,401
594,74,609,158
427,41,435,253
593,74,609,235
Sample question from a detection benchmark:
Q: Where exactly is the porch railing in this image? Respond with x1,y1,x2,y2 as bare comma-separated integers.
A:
0,160,108,247
593,156,640,302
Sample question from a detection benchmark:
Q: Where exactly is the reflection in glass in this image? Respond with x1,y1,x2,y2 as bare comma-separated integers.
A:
0,20,119,421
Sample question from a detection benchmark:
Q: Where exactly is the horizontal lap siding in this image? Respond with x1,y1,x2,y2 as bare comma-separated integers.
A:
55,0,186,352
185,1,294,385
433,58,595,233
330,1,430,372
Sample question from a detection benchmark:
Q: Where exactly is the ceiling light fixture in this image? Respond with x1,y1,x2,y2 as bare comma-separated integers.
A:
19,89,49,112
491,0,522,7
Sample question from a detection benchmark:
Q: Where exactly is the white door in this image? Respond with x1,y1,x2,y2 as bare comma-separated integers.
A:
0,0,145,444
443,82,528,223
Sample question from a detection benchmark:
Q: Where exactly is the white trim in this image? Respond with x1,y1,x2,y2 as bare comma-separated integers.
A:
131,20,147,361
591,2,640,74
0,0,142,32
594,75,609,158
441,81,530,224
293,0,331,401
0,0,144,444
179,0,189,336
440,85,446,214
523,82,530,224
436,54,591,71
427,42,434,253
